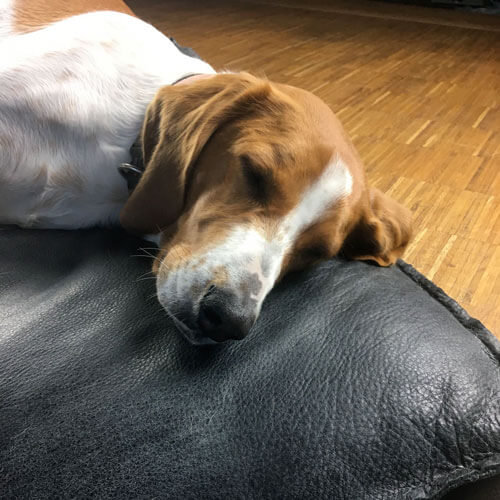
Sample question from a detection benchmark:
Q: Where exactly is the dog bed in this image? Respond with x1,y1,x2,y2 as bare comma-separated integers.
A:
0,227,499,499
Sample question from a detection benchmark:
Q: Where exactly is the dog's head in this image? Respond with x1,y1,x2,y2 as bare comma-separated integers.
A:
120,73,412,344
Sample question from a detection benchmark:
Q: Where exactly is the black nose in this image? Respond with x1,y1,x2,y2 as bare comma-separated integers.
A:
197,287,255,342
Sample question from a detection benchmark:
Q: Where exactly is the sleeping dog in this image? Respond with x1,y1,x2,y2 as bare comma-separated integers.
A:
0,0,412,344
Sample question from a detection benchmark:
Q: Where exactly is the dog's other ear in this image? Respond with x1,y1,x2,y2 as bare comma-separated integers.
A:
120,73,272,235
340,188,412,266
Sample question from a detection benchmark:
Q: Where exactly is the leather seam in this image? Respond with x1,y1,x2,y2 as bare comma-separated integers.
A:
396,260,500,366
429,455,500,499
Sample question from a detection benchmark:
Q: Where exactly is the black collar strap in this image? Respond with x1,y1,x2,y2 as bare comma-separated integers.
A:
172,73,202,85
118,137,145,192
118,162,144,193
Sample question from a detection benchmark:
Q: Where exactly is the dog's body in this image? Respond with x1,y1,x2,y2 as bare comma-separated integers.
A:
0,10,214,228
1,1,412,344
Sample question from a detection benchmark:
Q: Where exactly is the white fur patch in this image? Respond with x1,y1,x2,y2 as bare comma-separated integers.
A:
0,11,215,228
252,154,353,302
279,154,353,245
158,227,277,317
0,0,13,41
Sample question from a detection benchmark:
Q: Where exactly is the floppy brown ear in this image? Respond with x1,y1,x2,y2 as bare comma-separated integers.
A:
340,188,412,266
120,73,272,234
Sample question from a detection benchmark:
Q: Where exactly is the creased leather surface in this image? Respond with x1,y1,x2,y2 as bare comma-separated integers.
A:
0,227,499,499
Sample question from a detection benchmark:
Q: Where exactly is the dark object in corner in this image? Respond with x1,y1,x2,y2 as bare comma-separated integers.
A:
378,0,495,9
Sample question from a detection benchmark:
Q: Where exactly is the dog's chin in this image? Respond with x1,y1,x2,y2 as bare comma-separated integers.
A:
168,311,218,346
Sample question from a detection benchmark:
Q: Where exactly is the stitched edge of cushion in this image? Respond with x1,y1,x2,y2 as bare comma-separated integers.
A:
397,260,500,498
431,457,500,499
397,260,500,363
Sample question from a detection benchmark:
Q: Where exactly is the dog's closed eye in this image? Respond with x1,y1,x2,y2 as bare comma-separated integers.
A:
241,155,274,205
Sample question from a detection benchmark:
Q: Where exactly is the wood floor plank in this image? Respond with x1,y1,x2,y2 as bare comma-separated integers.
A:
127,0,500,337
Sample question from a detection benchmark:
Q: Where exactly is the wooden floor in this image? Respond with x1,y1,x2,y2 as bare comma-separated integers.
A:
128,0,500,338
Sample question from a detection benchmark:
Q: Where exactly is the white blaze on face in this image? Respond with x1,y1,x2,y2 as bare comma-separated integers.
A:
278,154,353,246
158,227,280,317
249,154,353,303
157,155,353,318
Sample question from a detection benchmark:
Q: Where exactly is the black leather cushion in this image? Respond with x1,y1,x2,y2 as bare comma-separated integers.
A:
1,227,499,499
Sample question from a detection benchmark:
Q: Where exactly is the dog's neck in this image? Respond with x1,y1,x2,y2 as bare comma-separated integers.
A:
118,72,216,192
117,33,217,191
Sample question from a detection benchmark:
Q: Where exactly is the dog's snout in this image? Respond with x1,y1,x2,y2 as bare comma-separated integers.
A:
198,286,255,342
